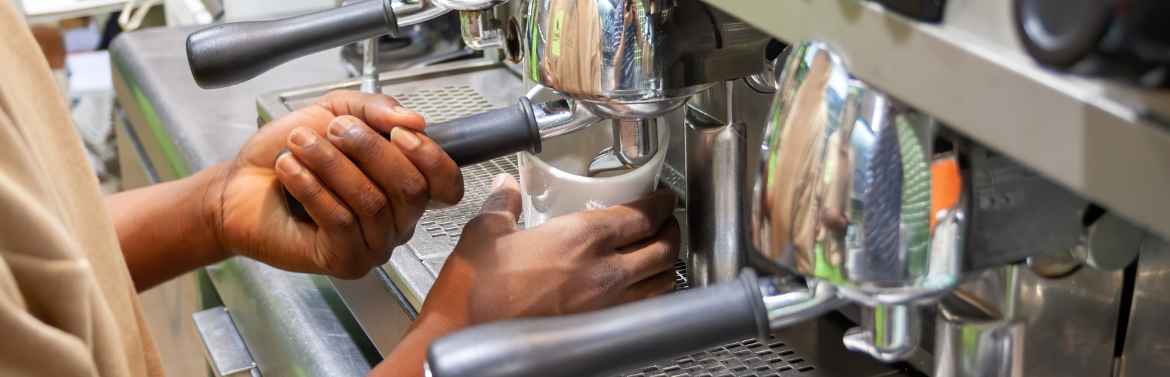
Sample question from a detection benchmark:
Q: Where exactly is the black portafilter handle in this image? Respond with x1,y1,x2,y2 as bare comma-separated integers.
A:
284,98,541,221
426,270,770,377
186,0,397,89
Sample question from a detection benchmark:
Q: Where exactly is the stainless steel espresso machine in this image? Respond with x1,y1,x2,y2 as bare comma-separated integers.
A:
183,1,1170,376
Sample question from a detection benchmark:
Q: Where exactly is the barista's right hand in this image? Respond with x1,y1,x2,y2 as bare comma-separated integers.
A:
422,174,681,327
369,174,679,377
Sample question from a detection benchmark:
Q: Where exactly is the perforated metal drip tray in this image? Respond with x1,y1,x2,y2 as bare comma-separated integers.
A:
619,336,818,377
259,60,905,377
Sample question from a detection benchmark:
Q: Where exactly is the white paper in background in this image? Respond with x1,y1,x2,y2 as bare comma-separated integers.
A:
63,21,101,52
65,50,112,95
164,0,217,26
19,0,126,17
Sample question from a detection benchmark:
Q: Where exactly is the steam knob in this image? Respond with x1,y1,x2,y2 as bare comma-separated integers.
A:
1015,0,1170,87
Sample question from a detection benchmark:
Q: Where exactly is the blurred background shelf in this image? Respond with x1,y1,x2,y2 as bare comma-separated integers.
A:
706,0,1170,240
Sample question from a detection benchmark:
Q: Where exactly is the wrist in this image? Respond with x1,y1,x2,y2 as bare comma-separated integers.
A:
411,309,471,345
193,162,233,259
416,259,476,333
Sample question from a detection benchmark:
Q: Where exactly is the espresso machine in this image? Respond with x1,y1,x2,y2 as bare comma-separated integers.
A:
184,1,1170,376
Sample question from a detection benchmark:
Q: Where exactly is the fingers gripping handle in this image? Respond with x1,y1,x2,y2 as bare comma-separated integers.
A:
186,0,397,89
283,99,541,220
425,271,770,377
426,98,542,165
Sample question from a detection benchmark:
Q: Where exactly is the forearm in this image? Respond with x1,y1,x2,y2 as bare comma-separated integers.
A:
372,262,474,377
108,163,229,291
370,312,467,377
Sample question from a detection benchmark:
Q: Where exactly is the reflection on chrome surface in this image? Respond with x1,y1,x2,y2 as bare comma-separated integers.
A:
526,0,759,119
751,41,965,306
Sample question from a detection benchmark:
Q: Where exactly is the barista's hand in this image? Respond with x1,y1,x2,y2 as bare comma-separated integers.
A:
370,174,679,377
207,90,464,279
421,174,681,327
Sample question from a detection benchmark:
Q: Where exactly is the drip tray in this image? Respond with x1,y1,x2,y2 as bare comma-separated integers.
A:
613,307,914,377
621,336,818,377
258,59,906,377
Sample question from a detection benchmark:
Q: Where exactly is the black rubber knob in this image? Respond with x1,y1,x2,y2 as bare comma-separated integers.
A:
283,99,541,221
426,98,542,166
425,271,769,377
870,0,946,23
187,0,397,89
1015,0,1170,87
1015,0,1111,69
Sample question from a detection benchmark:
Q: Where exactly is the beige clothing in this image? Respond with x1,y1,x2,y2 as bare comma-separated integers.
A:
0,3,164,377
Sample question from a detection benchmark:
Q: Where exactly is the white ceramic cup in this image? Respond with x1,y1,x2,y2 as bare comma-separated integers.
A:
518,121,671,227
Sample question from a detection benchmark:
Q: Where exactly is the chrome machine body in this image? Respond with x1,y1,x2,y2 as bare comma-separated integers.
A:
178,1,1170,377
755,42,965,362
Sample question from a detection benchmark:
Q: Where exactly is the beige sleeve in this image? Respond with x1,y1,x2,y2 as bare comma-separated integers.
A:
0,3,161,376
0,252,102,377
0,106,102,377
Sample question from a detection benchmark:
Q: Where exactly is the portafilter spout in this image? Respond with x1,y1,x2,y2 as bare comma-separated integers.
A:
586,118,663,177
613,118,661,168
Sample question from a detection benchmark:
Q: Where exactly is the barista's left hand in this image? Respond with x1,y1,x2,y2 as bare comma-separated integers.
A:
203,90,464,279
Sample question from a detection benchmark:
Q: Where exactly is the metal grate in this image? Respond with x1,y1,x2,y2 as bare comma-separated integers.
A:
394,86,519,245
673,259,690,290
624,263,820,377
619,336,819,377
395,86,495,123
419,158,521,245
